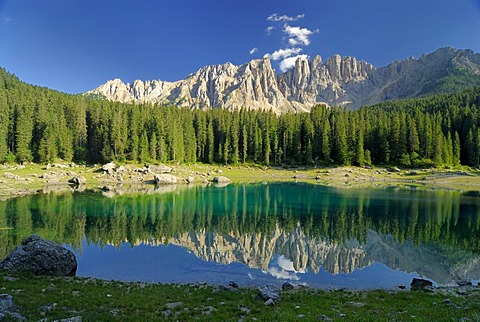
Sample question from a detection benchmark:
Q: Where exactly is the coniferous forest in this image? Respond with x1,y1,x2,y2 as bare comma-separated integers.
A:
1,67,480,167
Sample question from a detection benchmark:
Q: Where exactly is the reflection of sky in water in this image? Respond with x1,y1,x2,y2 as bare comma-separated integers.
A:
71,240,419,290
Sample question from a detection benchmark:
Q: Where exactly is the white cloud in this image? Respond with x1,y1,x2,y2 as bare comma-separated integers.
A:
279,54,308,72
249,47,258,55
267,13,305,22
266,255,305,280
284,25,315,46
265,26,274,35
268,48,303,61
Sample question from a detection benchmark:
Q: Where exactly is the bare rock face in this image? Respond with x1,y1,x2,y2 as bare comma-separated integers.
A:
0,235,77,276
89,47,480,112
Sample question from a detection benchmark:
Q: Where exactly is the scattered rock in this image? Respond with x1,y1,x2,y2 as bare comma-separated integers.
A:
345,301,365,307
54,317,82,322
68,176,86,185
257,284,280,302
398,284,406,289
0,294,16,313
0,294,26,321
166,302,183,309
318,315,333,321
102,186,112,192
264,299,275,306
387,167,401,173
410,278,433,291
212,176,231,184
186,176,194,184
443,299,452,305
101,162,117,173
0,235,77,276
149,164,172,174
456,280,472,287
2,172,20,180
154,174,178,185
229,281,239,289
282,282,294,291
297,314,305,318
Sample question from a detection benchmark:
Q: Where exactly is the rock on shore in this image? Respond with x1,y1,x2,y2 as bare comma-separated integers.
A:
0,235,77,276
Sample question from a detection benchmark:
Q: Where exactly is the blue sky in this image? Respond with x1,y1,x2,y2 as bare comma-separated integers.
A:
1,0,480,94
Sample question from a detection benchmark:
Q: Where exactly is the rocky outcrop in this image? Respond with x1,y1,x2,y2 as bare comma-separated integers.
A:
0,235,77,276
88,47,480,112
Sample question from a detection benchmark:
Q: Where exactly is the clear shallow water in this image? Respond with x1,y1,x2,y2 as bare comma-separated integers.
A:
1,183,480,289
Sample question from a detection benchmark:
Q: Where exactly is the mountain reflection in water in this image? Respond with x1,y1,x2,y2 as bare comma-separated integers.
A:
1,183,479,288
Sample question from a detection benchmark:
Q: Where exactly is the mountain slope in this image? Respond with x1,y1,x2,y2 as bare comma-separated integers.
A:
88,47,480,112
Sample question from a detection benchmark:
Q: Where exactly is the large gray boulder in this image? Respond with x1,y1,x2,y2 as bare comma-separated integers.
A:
0,235,77,276
154,174,178,185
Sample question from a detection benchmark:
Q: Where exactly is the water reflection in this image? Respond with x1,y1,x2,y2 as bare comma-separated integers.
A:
1,183,480,287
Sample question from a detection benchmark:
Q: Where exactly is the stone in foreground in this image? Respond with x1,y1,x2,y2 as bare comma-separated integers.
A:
0,235,77,276
257,284,280,302
410,278,433,291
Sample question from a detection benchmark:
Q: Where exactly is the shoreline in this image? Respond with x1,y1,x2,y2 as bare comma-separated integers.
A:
1,162,480,200
1,271,480,321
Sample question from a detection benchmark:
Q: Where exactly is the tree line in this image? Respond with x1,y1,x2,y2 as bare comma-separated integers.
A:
1,67,480,167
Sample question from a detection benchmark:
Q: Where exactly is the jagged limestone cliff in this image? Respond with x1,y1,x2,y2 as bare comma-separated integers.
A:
89,47,480,112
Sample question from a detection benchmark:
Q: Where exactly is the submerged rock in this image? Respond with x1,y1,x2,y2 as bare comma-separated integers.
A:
0,235,77,276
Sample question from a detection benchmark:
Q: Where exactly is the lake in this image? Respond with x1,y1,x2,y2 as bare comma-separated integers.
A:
1,182,480,289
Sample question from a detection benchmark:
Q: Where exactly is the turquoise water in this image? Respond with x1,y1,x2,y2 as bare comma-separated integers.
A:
1,183,479,289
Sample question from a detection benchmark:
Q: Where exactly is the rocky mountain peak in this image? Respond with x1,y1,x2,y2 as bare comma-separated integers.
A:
88,47,480,112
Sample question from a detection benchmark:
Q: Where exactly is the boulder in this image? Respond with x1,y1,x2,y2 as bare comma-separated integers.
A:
101,162,117,174
257,284,280,302
282,282,294,291
410,278,433,291
154,174,178,185
0,235,77,276
212,176,231,184
387,167,401,173
0,293,26,321
68,176,86,185
2,172,20,180
0,294,16,314
186,176,194,184
149,164,172,174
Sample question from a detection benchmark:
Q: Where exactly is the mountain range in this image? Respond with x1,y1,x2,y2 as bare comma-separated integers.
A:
89,47,480,113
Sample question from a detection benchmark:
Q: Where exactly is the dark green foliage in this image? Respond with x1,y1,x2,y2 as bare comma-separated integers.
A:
1,67,480,167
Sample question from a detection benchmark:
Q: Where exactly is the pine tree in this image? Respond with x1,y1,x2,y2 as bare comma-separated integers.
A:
321,117,331,164
453,131,461,166
355,125,365,166
150,131,157,161
139,131,149,163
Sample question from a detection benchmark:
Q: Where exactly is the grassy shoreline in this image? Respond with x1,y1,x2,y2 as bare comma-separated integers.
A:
1,272,480,321
1,162,480,200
